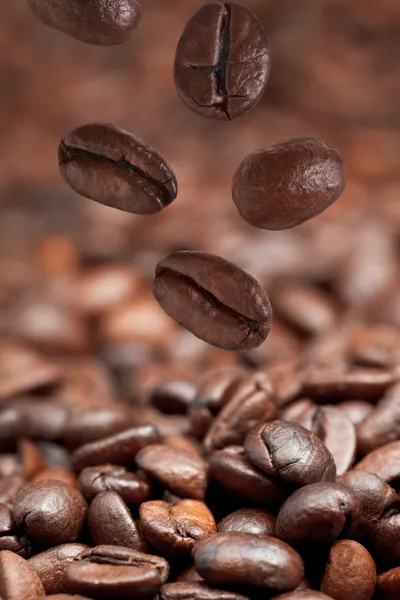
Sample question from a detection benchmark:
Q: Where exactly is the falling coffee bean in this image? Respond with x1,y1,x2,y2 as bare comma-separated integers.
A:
59,123,177,215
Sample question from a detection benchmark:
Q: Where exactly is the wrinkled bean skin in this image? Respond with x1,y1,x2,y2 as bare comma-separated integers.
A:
218,508,276,536
78,465,151,504
0,550,45,600
244,420,336,487
174,3,270,120
232,137,346,231
160,581,249,600
321,540,376,600
28,544,89,594
28,0,141,45
194,533,304,592
59,123,177,215
153,251,272,351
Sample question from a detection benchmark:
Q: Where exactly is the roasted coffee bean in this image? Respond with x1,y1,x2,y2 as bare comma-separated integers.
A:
244,420,336,486
0,474,25,508
232,137,346,231
13,481,88,546
139,499,216,558
160,582,249,600
164,434,203,458
65,545,169,599
209,446,287,506
175,566,204,582
72,425,161,472
0,503,30,556
28,0,140,45
272,593,334,600
357,383,400,455
150,380,198,415
355,441,400,485
276,483,359,546
153,251,272,351
11,400,70,442
371,514,400,567
218,508,276,536
0,407,23,451
78,465,151,504
377,567,400,599
321,540,376,600
279,399,316,423
33,467,77,487
204,372,276,451
0,550,44,600
301,368,394,401
36,442,72,470
88,491,147,551
136,444,208,500
20,439,47,480
349,325,400,368
194,532,304,592
339,401,374,425
338,470,397,540
29,544,88,594
64,406,132,450
42,596,90,599
174,3,270,120
59,123,177,215
75,264,139,315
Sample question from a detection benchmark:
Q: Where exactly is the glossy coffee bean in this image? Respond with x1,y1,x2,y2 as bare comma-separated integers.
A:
65,545,169,599
276,483,359,546
0,550,44,600
78,464,151,504
371,514,400,567
160,582,249,600
59,123,177,215
301,368,394,401
357,383,400,456
13,481,88,546
64,406,132,449
139,499,216,558
218,508,276,536
174,3,270,120
28,0,141,45
355,441,400,484
72,425,161,472
29,544,88,594
150,380,198,415
0,503,30,556
153,251,272,350
10,399,69,442
232,137,346,231
244,420,336,486
194,532,304,592
321,540,376,600
136,444,208,500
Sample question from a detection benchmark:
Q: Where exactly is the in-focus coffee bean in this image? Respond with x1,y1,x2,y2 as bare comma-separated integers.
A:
232,137,346,230
174,2,271,120
153,251,272,350
218,508,276,536
59,123,177,215
28,544,88,594
78,465,151,504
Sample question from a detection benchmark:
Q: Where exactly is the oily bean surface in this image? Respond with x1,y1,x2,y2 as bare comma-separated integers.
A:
0,550,45,600
218,508,276,536
174,2,270,120
59,123,177,215
232,137,346,231
153,251,272,351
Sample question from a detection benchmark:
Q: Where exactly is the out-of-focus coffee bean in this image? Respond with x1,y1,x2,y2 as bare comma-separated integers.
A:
218,508,276,536
279,399,316,423
349,325,400,368
272,593,335,600
78,465,151,504
56,357,115,409
376,567,400,599
36,442,72,469
0,504,30,557
33,467,77,487
301,368,395,401
355,441,400,485
136,444,208,500
371,514,400,567
64,406,133,450
266,360,303,407
160,582,249,600
29,544,88,594
163,434,203,458
0,408,23,451
194,532,304,592
338,400,374,425
75,264,140,315
357,383,400,455
0,550,44,600
20,439,47,480
11,399,70,442
150,380,198,415
0,475,25,508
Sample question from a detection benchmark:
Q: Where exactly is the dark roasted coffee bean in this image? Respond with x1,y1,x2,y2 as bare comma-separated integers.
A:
338,470,397,540
376,567,400,600
371,514,400,567
194,532,304,592
232,137,346,231
338,400,374,425
150,380,198,415
174,3,270,120
357,383,400,455
72,425,160,472
355,441,400,485
153,251,272,351
0,503,30,556
12,400,70,442
28,0,140,45
136,444,208,500
29,544,88,594
218,508,275,536
88,491,148,551
65,545,169,600
209,446,287,506
276,483,359,546
244,420,336,486
78,465,151,504
36,442,72,470
0,475,25,508
0,550,44,600
301,368,394,400
59,123,177,215
321,540,376,600
0,408,23,450
161,582,249,600
13,481,88,546
139,499,216,558
204,372,276,451
64,406,132,449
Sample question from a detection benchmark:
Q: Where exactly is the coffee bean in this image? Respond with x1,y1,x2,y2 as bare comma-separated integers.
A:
28,0,140,45
164,434,203,458
357,383,400,455
11,400,70,442
0,550,45,600
204,372,277,451
272,593,334,600
218,508,276,536
321,540,376,600
355,441,400,485
64,406,133,450
160,582,249,600
244,420,336,486
13,481,88,546
33,467,77,487
372,514,400,569
279,399,316,424
135,444,208,500
75,264,140,315
0,474,25,508
139,499,216,558
301,368,395,400
276,483,359,546
59,123,177,215
174,3,270,120
65,545,169,599
0,503,30,556
209,446,287,506
72,425,161,472
175,566,204,582
29,544,88,594
150,380,198,415
338,401,374,425
78,465,151,504
153,251,272,350
194,532,304,592
232,137,346,231
349,325,400,368
42,596,90,599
